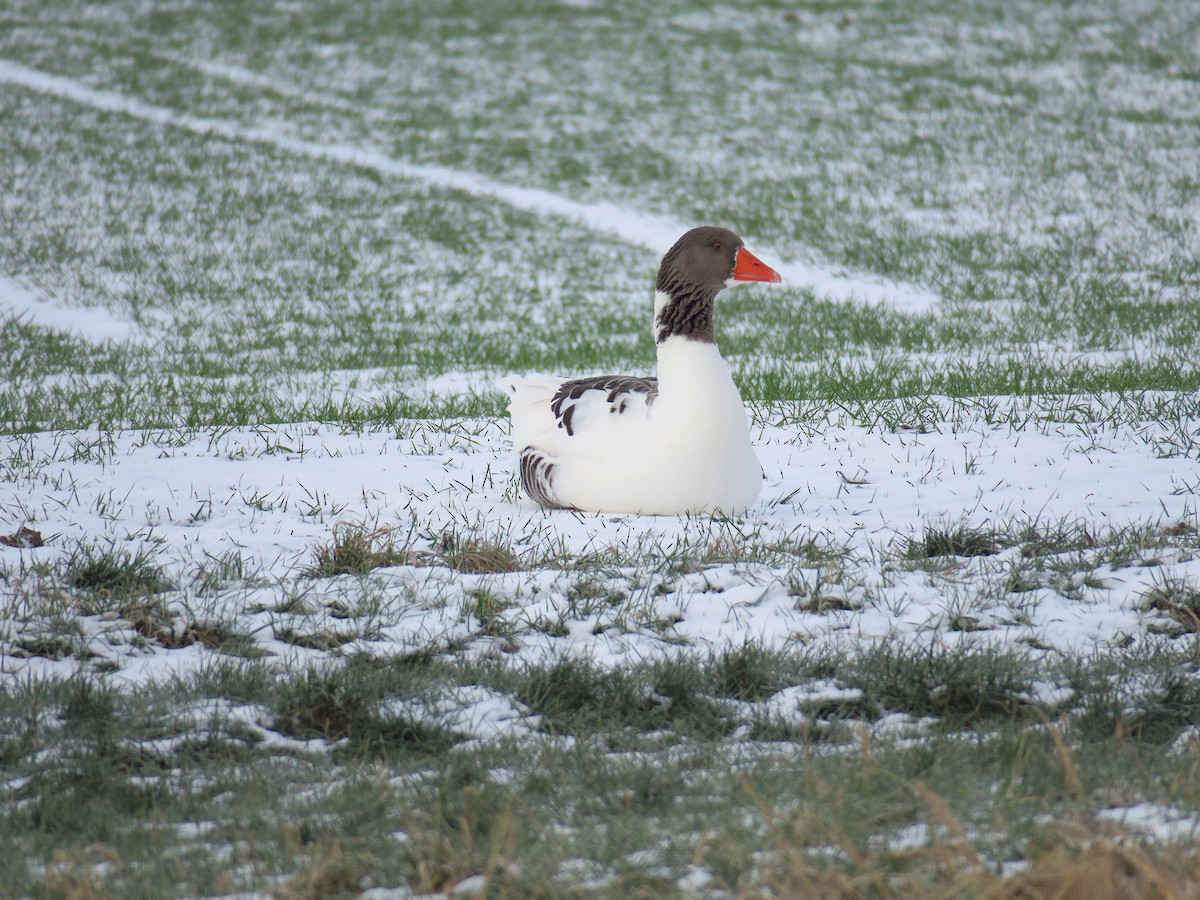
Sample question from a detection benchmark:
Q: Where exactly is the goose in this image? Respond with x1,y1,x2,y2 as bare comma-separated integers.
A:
502,226,782,515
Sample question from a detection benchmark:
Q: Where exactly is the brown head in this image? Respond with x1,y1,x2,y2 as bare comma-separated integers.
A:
654,226,781,343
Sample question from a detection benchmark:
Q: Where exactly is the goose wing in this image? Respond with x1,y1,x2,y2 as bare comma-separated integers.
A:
548,374,659,437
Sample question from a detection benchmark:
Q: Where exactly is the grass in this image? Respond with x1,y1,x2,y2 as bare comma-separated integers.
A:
302,523,424,578
435,529,530,574
3,476,1200,894
3,648,1200,896
904,524,1002,561
845,639,1038,728
1142,577,1200,635
0,474,1198,893
515,655,736,740
303,522,540,580
64,542,173,601
2,0,1200,894
0,1,1199,431
269,661,455,754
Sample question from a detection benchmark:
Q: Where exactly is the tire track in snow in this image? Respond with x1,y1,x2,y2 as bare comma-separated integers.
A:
0,274,148,343
0,60,939,313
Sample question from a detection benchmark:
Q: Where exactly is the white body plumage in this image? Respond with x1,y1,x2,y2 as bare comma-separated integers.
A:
504,331,761,515
503,227,782,516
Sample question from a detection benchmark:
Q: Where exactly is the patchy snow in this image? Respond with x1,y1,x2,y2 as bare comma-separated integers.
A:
0,274,143,343
1021,680,1074,708
382,684,540,741
1097,803,1199,844
0,59,940,315
2,396,1197,683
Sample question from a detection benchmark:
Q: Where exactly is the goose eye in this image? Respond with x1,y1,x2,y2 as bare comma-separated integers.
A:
712,241,724,251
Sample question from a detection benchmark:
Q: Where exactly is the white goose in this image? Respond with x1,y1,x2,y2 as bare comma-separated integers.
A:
503,226,782,515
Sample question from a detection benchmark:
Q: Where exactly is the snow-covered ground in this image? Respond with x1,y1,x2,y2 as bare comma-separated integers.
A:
3,398,1197,685
0,274,144,343
3,2,1200,889
0,59,939,314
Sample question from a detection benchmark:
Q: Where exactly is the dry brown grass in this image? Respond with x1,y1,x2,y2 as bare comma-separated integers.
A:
303,523,433,578
436,532,524,574
732,769,1200,900
988,841,1200,900
1141,578,1200,634
0,525,44,548
743,832,1200,900
275,839,368,899
303,524,529,578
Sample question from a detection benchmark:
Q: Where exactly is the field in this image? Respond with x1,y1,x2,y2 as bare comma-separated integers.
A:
2,0,1200,896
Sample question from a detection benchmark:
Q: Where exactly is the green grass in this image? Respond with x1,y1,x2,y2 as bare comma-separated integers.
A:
904,524,1002,560
3,0,1200,894
3,646,1200,896
65,542,173,601
1142,576,1200,636
1,0,1199,431
3,501,1200,894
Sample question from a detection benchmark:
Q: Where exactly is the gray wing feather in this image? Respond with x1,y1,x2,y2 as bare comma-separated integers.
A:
520,446,570,509
548,375,658,436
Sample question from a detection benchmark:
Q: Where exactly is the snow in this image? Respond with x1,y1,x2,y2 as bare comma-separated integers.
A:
2,397,1197,685
0,59,940,315
1097,803,1199,844
449,875,488,896
382,685,540,741
0,274,142,343
1,2,1197,887
676,866,717,895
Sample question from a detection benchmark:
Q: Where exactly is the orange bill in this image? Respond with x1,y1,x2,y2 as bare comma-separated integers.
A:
732,247,782,283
